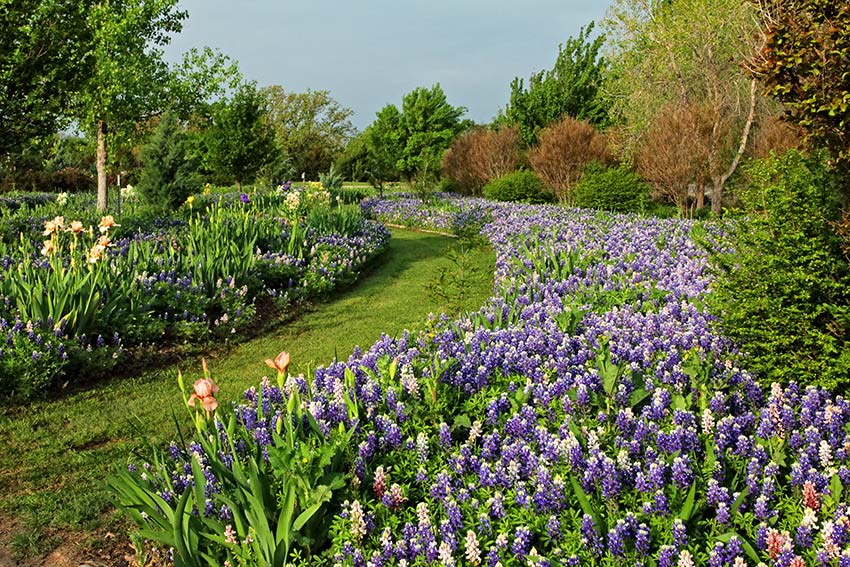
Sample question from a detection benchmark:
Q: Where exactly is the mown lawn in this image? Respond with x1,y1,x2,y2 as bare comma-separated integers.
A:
0,227,494,559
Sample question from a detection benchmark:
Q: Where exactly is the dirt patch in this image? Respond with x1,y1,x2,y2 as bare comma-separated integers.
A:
0,515,141,567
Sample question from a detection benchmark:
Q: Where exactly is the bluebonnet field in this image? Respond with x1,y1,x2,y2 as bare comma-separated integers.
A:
114,194,849,567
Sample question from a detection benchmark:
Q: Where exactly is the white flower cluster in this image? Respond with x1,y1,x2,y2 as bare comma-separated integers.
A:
120,185,137,201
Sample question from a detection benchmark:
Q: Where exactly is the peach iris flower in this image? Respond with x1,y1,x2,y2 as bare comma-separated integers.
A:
43,216,65,235
188,378,219,412
265,351,291,373
98,215,119,233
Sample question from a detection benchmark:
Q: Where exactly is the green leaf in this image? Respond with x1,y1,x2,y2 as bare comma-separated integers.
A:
453,414,472,429
569,474,601,532
730,487,749,515
172,488,199,567
293,502,322,532
678,482,696,522
831,473,843,503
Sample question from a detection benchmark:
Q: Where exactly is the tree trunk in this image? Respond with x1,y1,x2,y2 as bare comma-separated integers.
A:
697,182,705,210
713,78,758,215
96,120,108,213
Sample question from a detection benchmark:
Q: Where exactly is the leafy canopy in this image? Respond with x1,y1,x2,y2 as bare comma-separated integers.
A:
749,0,850,175
261,86,355,180
497,23,609,146
0,0,94,155
204,82,278,189
395,84,468,182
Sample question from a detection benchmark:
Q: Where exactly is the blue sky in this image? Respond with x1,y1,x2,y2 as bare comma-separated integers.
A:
164,1,612,130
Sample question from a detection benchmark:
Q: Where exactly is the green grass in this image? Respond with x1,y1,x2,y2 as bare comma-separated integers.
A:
0,227,494,556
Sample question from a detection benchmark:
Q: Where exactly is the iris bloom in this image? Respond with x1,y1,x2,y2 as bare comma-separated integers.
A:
40,240,55,256
43,216,65,235
188,377,219,413
265,351,291,374
99,215,119,233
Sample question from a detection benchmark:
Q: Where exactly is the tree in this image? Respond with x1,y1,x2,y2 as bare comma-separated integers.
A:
335,132,370,182
396,84,468,182
75,0,185,213
442,126,522,195
748,0,850,178
72,0,239,213
204,82,277,190
709,150,850,390
528,116,611,205
261,86,355,180
635,102,705,216
603,0,761,213
363,104,403,195
0,0,94,156
137,110,197,210
497,23,609,146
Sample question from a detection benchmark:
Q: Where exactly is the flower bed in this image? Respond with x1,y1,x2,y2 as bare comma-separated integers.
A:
361,193,496,235
116,196,849,567
0,190,389,399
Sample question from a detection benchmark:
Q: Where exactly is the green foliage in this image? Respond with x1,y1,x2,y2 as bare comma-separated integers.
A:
262,86,356,180
334,133,370,182
318,163,344,192
426,240,489,316
137,111,198,211
110,365,354,567
363,104,403,195
306,205,364,236
707,150,850,389
0,331,67,400
497,23,609,146
751,1,850,176
573,162,650,213
329,186,373,205
0,0,94,155
396,84,468,182
204,83,278,190
482,170,553,204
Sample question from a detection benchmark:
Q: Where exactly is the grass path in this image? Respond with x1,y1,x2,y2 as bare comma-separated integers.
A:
0,227,494,560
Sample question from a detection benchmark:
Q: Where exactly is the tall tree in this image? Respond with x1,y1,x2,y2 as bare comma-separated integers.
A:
0,0,94,156
74,1,238,212
261,86,355,180
76,0,185,212
604,0,761,213
498,23,609,146
204,82,277,191
137,110,197,211
363,104,403,195
396,84,468,182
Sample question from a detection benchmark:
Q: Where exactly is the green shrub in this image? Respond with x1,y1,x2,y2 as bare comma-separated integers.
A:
307,204,364,235
137,110,198,211
330,186,373,205
482,170,553,204
318,163,344,192
573,162,650,213
707,150,850,390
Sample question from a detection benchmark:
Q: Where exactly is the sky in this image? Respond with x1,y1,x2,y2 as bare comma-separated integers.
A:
164,1,613,131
